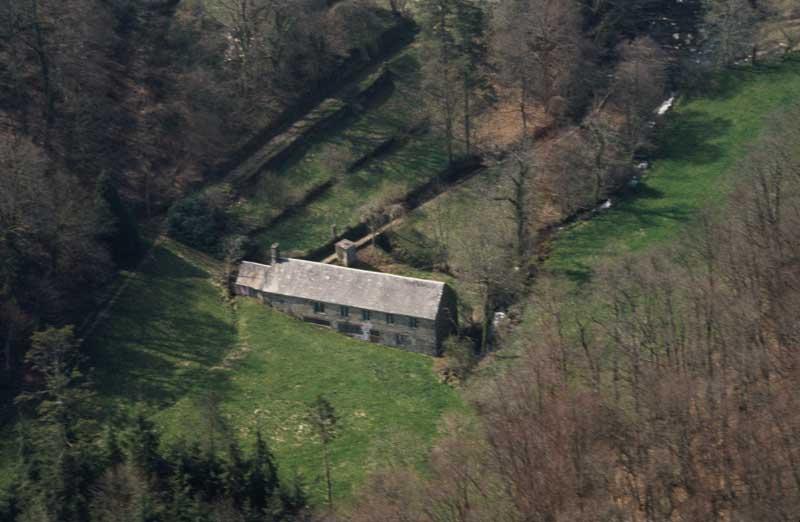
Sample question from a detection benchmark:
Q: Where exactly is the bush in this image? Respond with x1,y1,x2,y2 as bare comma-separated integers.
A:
385,229,444,270
167,195,223,253
439,336,477,384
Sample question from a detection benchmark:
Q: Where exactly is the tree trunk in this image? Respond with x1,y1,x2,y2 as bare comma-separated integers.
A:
445,107,454,164
520,77,529,136
463,76,471,155
31,0,54,128
480,285,490,355
512,171,527,259
144,169,152,219
3,322,13,372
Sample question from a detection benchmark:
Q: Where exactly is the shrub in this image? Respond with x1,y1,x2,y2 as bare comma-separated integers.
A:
167,195,223,253
439,336,477,384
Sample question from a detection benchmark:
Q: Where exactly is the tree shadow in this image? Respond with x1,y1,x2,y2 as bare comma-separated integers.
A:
653,109,733,165
689,58,800,102
555,201,694,285
87,247,237,417
618,183,665,201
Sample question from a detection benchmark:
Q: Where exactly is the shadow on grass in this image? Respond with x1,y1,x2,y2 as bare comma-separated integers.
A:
693,57,800,102
87,247,236,415
554,199,694,284
263,133,449,252
654,109,733,165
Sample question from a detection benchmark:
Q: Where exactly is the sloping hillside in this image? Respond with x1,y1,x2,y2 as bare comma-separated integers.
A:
83,239,462,503
545,57,800,281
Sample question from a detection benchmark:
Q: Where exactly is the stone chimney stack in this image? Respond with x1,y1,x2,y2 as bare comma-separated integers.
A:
271,243,280,265
335,240,357,267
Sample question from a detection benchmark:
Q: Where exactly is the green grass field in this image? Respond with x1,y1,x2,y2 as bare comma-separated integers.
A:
545,57,800,282
85,240,462,503
229,300,462,500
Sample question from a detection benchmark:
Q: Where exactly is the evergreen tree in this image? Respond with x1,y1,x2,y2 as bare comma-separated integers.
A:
168,469,209,522
15,326,96,462
15,419,39,486
419,0,490,160
95,171,142,269
103,424,126,468
127,413,162,478
453,0,489,154
224,440,249,510
0,481,21,522
13,326,100,521
198,446,224,503
419,0,459,162
246,431,279,514
278,474,308,520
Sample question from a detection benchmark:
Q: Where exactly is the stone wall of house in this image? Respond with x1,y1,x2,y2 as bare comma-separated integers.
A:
235,285,440,355
435,285,459,346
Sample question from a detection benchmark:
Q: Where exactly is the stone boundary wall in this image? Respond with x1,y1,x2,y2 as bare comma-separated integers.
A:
211,16,416,180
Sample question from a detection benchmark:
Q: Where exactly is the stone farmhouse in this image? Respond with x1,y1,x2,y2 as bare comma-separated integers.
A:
234,243,458,356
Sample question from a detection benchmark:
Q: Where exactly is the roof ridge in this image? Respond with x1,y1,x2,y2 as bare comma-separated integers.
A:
241,260,271,268
279,258,446,287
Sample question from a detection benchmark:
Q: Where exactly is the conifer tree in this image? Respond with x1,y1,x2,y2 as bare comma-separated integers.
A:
246,431,279,513
453,0,489,154
103,424,125,468
419,0,490,160
278,474,308,520
127,412,162,478
419,0,459,163
224,440,249,510
168,469,209,522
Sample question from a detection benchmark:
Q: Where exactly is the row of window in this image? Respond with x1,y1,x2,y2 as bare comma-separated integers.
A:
311,301,418,328
330,321,411,346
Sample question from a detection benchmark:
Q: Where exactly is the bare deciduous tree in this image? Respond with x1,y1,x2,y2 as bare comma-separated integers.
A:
491,0,584,133
703,0,759,67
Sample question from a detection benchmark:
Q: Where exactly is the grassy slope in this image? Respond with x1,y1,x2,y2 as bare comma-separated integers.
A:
230,300,462,500
545,58,800,282
253,48,450,255
87,241,238,420
85,239,461,503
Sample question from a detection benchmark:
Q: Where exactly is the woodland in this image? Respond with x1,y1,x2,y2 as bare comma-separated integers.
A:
1,0,799,520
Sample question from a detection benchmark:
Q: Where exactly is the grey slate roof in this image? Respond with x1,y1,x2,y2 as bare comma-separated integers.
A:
235,259,446,320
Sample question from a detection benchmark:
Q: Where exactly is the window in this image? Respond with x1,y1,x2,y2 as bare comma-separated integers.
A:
313,301,326,314
340,305,349,317
409,317,418,329
369,330,382,342
395,334,409,346
304,317,331,327
386,313,395,324
338,322,362,334
361,309,371,321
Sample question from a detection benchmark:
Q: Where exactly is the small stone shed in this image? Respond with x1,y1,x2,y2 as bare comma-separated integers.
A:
234,247,457,356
